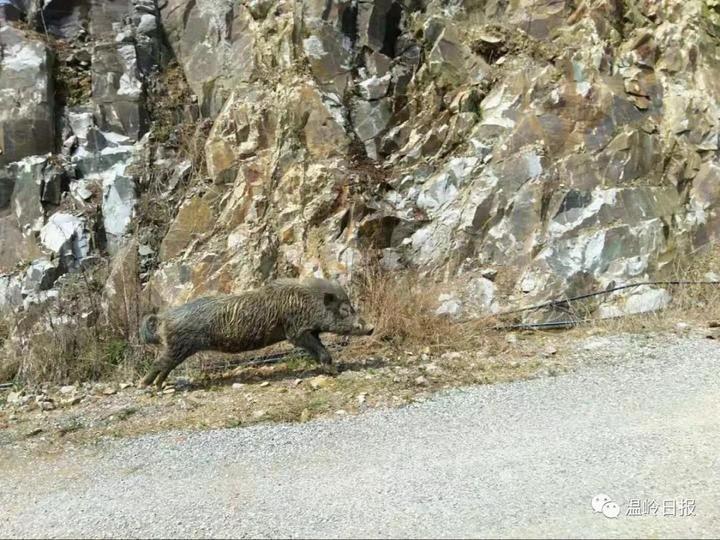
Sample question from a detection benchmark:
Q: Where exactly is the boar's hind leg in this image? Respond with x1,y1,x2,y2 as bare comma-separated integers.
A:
142,346,193,388
289,331,332,365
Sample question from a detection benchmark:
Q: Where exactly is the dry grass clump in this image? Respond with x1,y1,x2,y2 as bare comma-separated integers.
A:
3,263,151,386
10,323,147,385
350,267,503,357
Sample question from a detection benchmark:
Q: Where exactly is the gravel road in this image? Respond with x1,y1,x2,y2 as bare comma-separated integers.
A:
2,335,719,538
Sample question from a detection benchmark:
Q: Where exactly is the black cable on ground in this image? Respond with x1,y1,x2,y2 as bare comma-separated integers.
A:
494,280,720,318
493,319,592,331
491,279,720,331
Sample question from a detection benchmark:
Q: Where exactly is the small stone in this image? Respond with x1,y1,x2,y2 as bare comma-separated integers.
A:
415,375,429,386
424,363,440,374
40,400,55,411
103,387,117,396
481,268,498,280
309,375,331,390
162,387,176,395
24,427,43,438
543,345,558,356
7,391,23,405
357,392,368,404
259,381,270,387
335,410,347,416
59,385,76,395
506,334,519,344
138,244,154,257
435,293,463,317
61,395,83,406
252,410,266,419
119,383,133,390
293,378,303,386
232,382,245,389
676,322,690,331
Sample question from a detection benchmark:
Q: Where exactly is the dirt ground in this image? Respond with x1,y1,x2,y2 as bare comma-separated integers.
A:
2,318,715,457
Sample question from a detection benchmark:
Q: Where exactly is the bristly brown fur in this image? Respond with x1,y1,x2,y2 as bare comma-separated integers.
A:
139,278,373,388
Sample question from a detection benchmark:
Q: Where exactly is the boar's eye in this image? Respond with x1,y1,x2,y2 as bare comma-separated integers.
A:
323,293,335,307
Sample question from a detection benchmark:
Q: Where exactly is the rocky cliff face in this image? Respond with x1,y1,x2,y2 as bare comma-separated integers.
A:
1,0,720,377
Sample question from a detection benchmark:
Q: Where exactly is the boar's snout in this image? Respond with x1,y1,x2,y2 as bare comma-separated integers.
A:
357,319,374,336
346,314,374,336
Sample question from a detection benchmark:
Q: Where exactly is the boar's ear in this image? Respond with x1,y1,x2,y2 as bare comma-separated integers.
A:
323,292,336,307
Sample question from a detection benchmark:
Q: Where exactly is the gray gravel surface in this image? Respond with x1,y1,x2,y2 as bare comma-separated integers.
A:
2,335,719,538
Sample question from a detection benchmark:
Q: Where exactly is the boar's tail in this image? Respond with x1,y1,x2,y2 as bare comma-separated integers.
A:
139,314,161,345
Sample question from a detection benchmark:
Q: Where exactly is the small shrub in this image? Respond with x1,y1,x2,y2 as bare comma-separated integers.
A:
351,267,500,355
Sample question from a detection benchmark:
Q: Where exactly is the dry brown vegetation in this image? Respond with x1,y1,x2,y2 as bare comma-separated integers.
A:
349,267,502,356
3,262,151,387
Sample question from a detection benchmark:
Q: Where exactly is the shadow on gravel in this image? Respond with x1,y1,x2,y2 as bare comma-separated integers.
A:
189,356,391,390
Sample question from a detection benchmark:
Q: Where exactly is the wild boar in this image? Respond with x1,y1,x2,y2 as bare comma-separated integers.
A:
139,277,374,388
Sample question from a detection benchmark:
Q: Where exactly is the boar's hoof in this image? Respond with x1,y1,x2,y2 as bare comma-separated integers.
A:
321,364,339,376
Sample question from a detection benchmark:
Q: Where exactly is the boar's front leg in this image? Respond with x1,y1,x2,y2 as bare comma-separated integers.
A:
289,330,333,365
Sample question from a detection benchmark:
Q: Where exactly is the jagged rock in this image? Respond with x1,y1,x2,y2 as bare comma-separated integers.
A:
465,277,497,314
0,26,54,166
159,195,215,261
73,136,134,177
102,163,137,254
598,286,672,319
0,214,42,273
435,293,463,318
358,74,391,100
302,25,353,97
0,273,23,312
161,0,258,116
205,85,275,184
7,155,47,233
351,98,392,159
92,42,146,139
22,258,62,295
426,20,489,87
293,86,349,159
136,12,157,35
39,212,90,268
356,0,407,56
